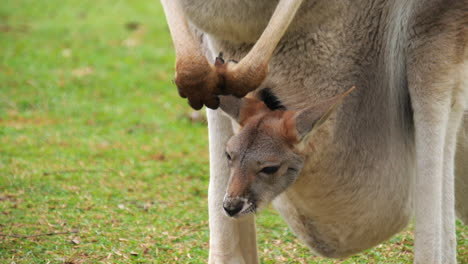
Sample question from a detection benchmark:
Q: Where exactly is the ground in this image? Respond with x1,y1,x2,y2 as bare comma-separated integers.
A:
0,0,466,263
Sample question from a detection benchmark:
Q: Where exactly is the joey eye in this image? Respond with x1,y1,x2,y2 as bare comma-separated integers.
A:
225,152,232,161
260,166,280,174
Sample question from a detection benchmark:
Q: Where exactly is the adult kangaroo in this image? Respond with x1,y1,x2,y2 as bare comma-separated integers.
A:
160,0,468,263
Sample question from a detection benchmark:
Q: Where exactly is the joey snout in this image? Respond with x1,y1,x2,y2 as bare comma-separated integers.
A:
223,195,256,218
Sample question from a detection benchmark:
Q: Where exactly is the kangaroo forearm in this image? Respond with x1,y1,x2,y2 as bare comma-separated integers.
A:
160,0,205,61
241,0,304,67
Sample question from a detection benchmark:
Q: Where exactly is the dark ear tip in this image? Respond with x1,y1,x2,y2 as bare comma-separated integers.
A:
215,56,225,66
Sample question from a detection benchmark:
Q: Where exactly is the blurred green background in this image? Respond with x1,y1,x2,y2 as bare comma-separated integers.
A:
0,0,466,263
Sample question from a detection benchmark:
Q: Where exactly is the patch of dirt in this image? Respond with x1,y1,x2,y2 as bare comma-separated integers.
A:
144,153,166,162
71,67,94,78
0,23,30,33
0,115,56,128
122,24,147,48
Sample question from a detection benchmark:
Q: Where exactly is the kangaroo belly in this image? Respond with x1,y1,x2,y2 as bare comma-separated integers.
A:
273,144,414,257
273,192,412,258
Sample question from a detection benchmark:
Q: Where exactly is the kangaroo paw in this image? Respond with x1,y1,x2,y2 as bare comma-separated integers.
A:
175,52,267,110
215,56,268,98
175,54,223,110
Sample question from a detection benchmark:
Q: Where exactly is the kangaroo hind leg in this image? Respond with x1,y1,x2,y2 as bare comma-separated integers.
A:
455,99,468,224
408,37,467,264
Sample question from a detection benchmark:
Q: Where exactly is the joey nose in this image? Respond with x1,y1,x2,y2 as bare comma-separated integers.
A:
223,199,244,217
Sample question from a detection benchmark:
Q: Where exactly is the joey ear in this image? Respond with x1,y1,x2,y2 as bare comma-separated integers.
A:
219,95,269,125
219,95,243,121
294,86,355,141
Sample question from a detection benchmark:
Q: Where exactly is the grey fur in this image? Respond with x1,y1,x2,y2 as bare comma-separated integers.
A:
164,0,468,262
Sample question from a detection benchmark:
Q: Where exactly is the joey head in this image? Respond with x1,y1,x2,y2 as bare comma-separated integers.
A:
219,87,354,217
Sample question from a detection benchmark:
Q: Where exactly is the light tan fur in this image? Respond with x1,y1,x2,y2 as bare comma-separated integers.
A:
160,0,468,263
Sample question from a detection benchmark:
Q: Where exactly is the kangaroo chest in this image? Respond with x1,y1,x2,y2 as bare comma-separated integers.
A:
179,0,277,43
179,0,347,44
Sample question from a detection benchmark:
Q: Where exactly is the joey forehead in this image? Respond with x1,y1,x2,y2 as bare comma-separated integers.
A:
226,116,293,163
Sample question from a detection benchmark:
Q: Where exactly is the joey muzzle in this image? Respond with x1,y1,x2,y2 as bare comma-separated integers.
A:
223,196,254,217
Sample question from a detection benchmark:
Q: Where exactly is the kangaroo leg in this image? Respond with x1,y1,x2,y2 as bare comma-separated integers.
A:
455,112,468,224
161,0,304,109
408,41,465,264
410,74,452,264
207,109,259,264
441,100,466,263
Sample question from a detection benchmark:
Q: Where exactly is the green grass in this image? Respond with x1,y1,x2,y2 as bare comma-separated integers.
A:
0,1,466,263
